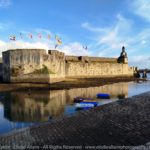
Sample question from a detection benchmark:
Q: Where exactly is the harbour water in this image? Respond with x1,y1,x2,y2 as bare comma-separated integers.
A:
0,77,150,135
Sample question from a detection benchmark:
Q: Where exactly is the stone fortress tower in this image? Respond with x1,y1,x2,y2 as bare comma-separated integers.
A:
118,46,128,64
0,46,135,83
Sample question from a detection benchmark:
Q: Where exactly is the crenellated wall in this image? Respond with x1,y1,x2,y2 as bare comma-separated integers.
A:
1,48,135,83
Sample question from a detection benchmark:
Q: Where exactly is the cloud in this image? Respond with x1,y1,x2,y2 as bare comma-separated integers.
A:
0,40,50,56
81,14,150,68
0,40,88,58
0,22,12,30
81,22,106,33
98,14,133,48
0,40,6,47
129,55,150,69
0,0,11,8
132,0,150,22
81,14,133,57
60,42,89,56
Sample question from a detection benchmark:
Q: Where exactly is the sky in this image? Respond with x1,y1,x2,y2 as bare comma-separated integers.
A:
0,0,150,68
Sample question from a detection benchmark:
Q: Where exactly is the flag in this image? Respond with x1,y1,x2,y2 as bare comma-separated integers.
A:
55,35,62,45
83,46,88,50
55,44,58,49
9,35,16,41
57,38,62,45
29,33,33,39
47,34,51,40
38,33,42,39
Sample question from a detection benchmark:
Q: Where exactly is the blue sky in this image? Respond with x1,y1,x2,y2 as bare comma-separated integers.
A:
0,0,150,68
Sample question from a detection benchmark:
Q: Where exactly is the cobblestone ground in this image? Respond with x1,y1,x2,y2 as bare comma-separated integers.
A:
0,92,150,150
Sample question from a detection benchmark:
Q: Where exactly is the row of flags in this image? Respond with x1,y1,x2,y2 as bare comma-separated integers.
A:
9,33,62,48
9,33,88,50
10,33,52,41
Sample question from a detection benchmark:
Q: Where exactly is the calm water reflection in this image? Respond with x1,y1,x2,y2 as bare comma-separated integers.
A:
0,80,150,135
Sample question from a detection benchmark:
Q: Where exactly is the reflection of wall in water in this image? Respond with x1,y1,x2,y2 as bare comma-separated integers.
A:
65,82,128,101
4,82,128,122
51,82,128,104
4,91,66,122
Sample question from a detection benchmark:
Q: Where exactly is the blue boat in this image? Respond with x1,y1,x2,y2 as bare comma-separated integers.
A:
96,93,110,99
75,101,98,108
74,97,93,103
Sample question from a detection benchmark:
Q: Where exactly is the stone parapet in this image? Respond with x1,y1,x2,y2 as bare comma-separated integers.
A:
66,56,118,63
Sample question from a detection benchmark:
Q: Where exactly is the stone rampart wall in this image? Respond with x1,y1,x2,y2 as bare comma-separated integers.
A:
2,49,48,82
65,61,131,77
1,49,135,83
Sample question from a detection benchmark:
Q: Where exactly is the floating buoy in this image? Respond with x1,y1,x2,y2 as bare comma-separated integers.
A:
96,93,110,99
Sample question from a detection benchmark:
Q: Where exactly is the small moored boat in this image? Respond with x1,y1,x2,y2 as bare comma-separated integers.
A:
74,97,93,103
75,101,98,108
